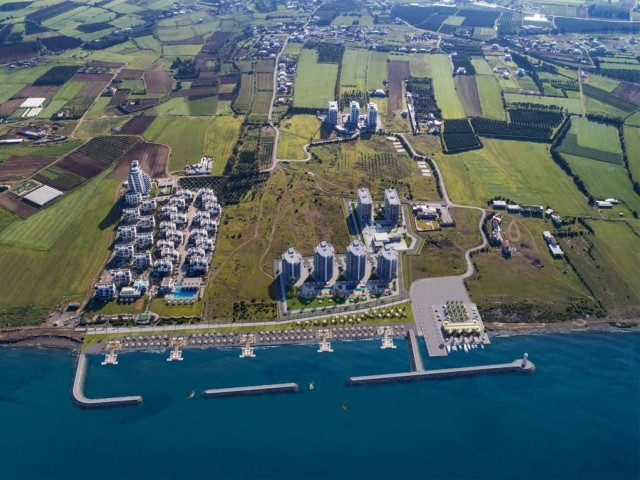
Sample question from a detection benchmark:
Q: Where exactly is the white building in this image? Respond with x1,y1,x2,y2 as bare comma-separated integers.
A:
127,160,152,195
153,259,173,276
94,283,117,301
109,269,133,286
135,232,154,248
356,187,373,225
384,188,401,225
346,240,367,282
114,243,135,261
377,244,398,281
313,241,335,283
327,100,338,125
117,225,137,242
282,247,302,284
349,100,360,125
132,251,152,270
367,102,378,128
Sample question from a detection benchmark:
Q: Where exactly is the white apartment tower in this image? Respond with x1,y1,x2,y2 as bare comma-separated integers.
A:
282,247,303,284
349,100,360,125
367,102,378,128
327,101,339,125
346,240,367,282
384,188,401,225
377,244,398,281
127,160,152,196
356,187,373,225
313,241,335,283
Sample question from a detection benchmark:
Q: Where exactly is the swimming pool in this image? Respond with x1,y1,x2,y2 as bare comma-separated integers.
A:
172,286,198,299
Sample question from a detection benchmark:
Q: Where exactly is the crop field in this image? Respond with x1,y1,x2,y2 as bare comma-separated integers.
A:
188,96,217,116
277,115,323,160
475,74,505,120
0,156,57,182
430,54,466,118
454,75,482,117
466,215,596,319
120,115,156,135
155,97,190,115
561,220,640,313
233,74,254,112
557,117,622,163
256,73,273,92
340,48,368,92
437,139,590,215
203,116,243,175
585,75,621,92
367,51,387,90
582,84,637,114
293,49,338,109
109,142,169,180
250,91,272,117
560,153,640,212
623,125,640,179
504,93,583,114
145,116,207,171
144,70,172,94
0,175,120,325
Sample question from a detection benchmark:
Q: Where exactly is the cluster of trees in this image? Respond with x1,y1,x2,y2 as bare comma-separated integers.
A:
171,58,198,78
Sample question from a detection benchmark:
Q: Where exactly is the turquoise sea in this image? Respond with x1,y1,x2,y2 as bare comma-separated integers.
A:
0,332,638,480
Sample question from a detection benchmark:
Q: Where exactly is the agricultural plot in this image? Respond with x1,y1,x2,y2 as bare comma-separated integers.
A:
340,48,368,92
119,115,156,135
109,142,169,180
188,96,217,116
561,220,640,313
155,97,190,115
387,61,410,112
367,51,388,90
144,70,172,94
442,119,482,153
0,175,120,325
582,84,638,114
293,49,338,110
612,82,640,104
0,156,57,182
233,74,254,113
250,91,272,117
256,73,273,92
504,93,583,114
430,54,466,119
560,153,640,212
454,76,482,117
475,74,505,120
623,124,640,179
437,139,590,215
557,117,622,163
277,115,323,160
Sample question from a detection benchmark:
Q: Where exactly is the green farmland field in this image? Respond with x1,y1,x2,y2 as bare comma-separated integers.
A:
277,115,322,160
437,139,590,215
293,49,338,109
557,117,622,164
559,153,640,212
0,174,120,325
340,48,368,92
145,116,208,171
504,93,583,114
623,125,640,179
430,54,465,118
476,74,505,120
367,51,388,90
203,116,243,175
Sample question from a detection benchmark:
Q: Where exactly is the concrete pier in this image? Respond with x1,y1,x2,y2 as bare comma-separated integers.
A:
407,329,424,372
72,353,143,408
347,358,535,386
202,383,300,398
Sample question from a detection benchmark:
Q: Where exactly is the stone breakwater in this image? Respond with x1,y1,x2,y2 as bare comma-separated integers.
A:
347,359,535,386
202,383,300,398
71,353,143,408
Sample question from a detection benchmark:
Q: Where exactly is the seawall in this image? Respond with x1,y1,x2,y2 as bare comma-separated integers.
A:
202,383,300,398
347,359,535,386
71,353,143,408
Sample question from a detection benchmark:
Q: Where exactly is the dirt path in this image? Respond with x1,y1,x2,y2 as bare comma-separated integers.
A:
257,167,290,280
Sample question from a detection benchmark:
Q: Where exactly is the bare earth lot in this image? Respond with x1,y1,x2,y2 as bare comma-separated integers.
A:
454,75,482,117
56,152,108,181
0,156,57,182
109,141,169,179
144,70,172,94
119,115,156,135
612,82,640,105
0,193,39,218
387,61,410,111
70,73,113,83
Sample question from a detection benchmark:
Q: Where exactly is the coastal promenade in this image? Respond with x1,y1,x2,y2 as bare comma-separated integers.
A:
72,353,142,409
347,357,535,386
203,383,299,398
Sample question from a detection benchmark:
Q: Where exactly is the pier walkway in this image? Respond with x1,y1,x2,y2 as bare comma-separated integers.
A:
71,354,142,409
347,358,535,386
407,329,424,372
203,383,299,398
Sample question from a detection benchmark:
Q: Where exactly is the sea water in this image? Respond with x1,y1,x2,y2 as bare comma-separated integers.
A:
0,332,638,480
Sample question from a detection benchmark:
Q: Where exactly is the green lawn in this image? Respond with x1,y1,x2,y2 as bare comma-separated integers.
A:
155,97,191,115
430,54,466,119
293,49,339,109
437,139,590,215
340,48,368,92
0,175,120,325
475,75,505,120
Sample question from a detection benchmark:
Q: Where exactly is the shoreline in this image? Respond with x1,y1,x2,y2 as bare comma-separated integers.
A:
1,322,639,353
